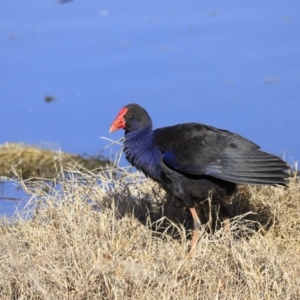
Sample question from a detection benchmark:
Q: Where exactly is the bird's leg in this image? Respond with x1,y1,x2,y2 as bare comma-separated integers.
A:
219,203,232,248
189,207,202,254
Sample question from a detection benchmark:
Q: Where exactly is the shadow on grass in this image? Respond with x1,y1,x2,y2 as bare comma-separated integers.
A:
97,181,281,243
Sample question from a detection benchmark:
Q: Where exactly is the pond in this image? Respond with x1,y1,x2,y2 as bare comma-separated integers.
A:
1,1,299,216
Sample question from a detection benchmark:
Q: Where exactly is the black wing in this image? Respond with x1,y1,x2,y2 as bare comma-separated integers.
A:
154,123,289,185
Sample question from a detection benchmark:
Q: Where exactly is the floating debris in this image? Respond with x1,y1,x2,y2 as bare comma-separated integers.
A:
263,77,281,84
44,95,56,103
57,0,73,4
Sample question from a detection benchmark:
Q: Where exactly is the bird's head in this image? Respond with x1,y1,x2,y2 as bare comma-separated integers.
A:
109,103,152,133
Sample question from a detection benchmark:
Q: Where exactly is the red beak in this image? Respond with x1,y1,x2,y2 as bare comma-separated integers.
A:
109,107,128,132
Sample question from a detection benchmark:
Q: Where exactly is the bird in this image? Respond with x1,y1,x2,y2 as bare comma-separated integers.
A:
109,103,289,250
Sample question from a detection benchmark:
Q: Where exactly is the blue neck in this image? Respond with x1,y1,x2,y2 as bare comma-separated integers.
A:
124,128,161,179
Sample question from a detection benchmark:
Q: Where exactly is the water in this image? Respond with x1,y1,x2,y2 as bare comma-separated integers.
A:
1,1,299,216
0,181,29,217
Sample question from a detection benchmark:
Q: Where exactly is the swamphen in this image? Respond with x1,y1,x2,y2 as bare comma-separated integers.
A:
109,103,289,250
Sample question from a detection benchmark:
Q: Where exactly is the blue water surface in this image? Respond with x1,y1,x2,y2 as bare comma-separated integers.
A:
1,1,299,216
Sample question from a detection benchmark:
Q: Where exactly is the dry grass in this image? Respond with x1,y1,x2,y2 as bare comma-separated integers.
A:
0,143,111,180
0,164,299,299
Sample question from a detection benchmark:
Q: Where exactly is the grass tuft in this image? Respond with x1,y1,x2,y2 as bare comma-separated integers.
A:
0,142,111,180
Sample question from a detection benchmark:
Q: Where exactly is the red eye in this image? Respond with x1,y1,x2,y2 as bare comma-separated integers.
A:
126,112,131,117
